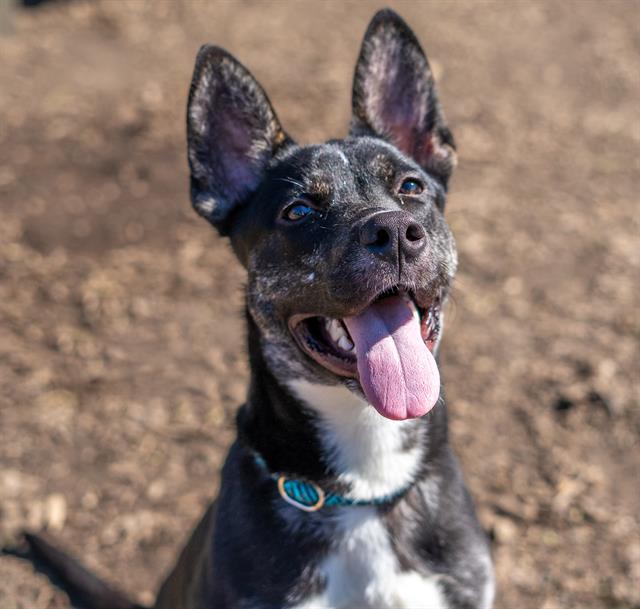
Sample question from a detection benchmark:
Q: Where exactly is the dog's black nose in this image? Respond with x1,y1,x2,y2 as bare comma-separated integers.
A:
359,211,426,261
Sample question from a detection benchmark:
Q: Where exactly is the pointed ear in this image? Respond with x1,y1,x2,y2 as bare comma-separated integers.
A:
187,46,293,234
350,10,456,187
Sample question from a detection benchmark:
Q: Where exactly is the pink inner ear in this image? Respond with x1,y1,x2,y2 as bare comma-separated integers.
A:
376,98,435,167
356,24,458,173
363,41,435,162
219,112,261,189
384,117,427,155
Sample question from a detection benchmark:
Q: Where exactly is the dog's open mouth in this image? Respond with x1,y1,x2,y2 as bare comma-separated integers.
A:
289,289,441,377
289,288,442,420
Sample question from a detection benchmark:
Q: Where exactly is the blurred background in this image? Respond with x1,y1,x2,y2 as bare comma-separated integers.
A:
0,1,638,607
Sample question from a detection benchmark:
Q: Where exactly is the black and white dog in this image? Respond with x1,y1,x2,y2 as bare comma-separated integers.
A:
22,9,494,609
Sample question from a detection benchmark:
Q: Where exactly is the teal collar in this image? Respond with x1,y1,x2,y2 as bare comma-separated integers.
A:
252,451,412,512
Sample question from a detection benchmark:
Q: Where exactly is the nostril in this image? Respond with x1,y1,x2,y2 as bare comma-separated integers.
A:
374,229,390,247
406,223,425,243
360,221,392,249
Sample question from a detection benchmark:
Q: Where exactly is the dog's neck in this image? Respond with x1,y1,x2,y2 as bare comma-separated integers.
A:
287,379,430,500
239,316,449,501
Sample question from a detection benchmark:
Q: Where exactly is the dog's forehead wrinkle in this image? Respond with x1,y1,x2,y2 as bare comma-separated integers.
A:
343,136,448,196
302,156,357,200
316,144,351,167
283,139,406,193
266,138,448,225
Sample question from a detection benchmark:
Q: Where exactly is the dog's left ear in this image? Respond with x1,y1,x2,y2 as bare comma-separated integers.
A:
187,45,293,234
351,9,456,187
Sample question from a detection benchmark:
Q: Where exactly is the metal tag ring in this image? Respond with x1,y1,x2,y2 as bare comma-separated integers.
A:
277,475,325,512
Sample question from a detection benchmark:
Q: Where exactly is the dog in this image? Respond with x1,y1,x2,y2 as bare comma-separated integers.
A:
19,9,494,609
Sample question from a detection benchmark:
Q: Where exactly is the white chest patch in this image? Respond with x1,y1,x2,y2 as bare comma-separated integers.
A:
289,508,448,609
287,380,424,501
285,381,446,608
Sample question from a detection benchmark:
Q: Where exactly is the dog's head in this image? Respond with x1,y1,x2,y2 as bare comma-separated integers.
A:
187,10,457,421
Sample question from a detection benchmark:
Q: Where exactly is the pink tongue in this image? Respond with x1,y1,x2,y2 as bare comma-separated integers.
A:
344,295,440,420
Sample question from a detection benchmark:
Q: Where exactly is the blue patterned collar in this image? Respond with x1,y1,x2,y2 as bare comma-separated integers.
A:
251,451,413,512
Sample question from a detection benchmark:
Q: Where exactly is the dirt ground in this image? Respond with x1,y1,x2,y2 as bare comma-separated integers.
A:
0,1,638,607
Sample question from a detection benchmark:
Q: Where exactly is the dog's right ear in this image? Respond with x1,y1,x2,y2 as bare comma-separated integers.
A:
187,46,292,234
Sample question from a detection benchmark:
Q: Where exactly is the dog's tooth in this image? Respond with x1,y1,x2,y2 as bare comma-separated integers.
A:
412,303,420,323
327,320,337,338
337,335,354,351
328,319,344,343
427,308,435,328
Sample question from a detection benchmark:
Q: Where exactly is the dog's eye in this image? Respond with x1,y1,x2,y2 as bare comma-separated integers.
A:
399,178,424,196
282,201,314,222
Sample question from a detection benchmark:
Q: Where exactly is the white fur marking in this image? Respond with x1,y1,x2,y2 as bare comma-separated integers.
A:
284,382,448,608
327,145,350,166
287,380,424,501
334,149,349,165
480,552,496,609
288,508,448,609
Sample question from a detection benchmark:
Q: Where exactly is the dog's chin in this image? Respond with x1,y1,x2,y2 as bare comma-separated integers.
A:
288,287,442,380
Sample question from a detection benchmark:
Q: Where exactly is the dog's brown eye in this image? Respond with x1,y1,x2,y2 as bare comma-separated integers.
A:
399,178,424,195
282,201,314,222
